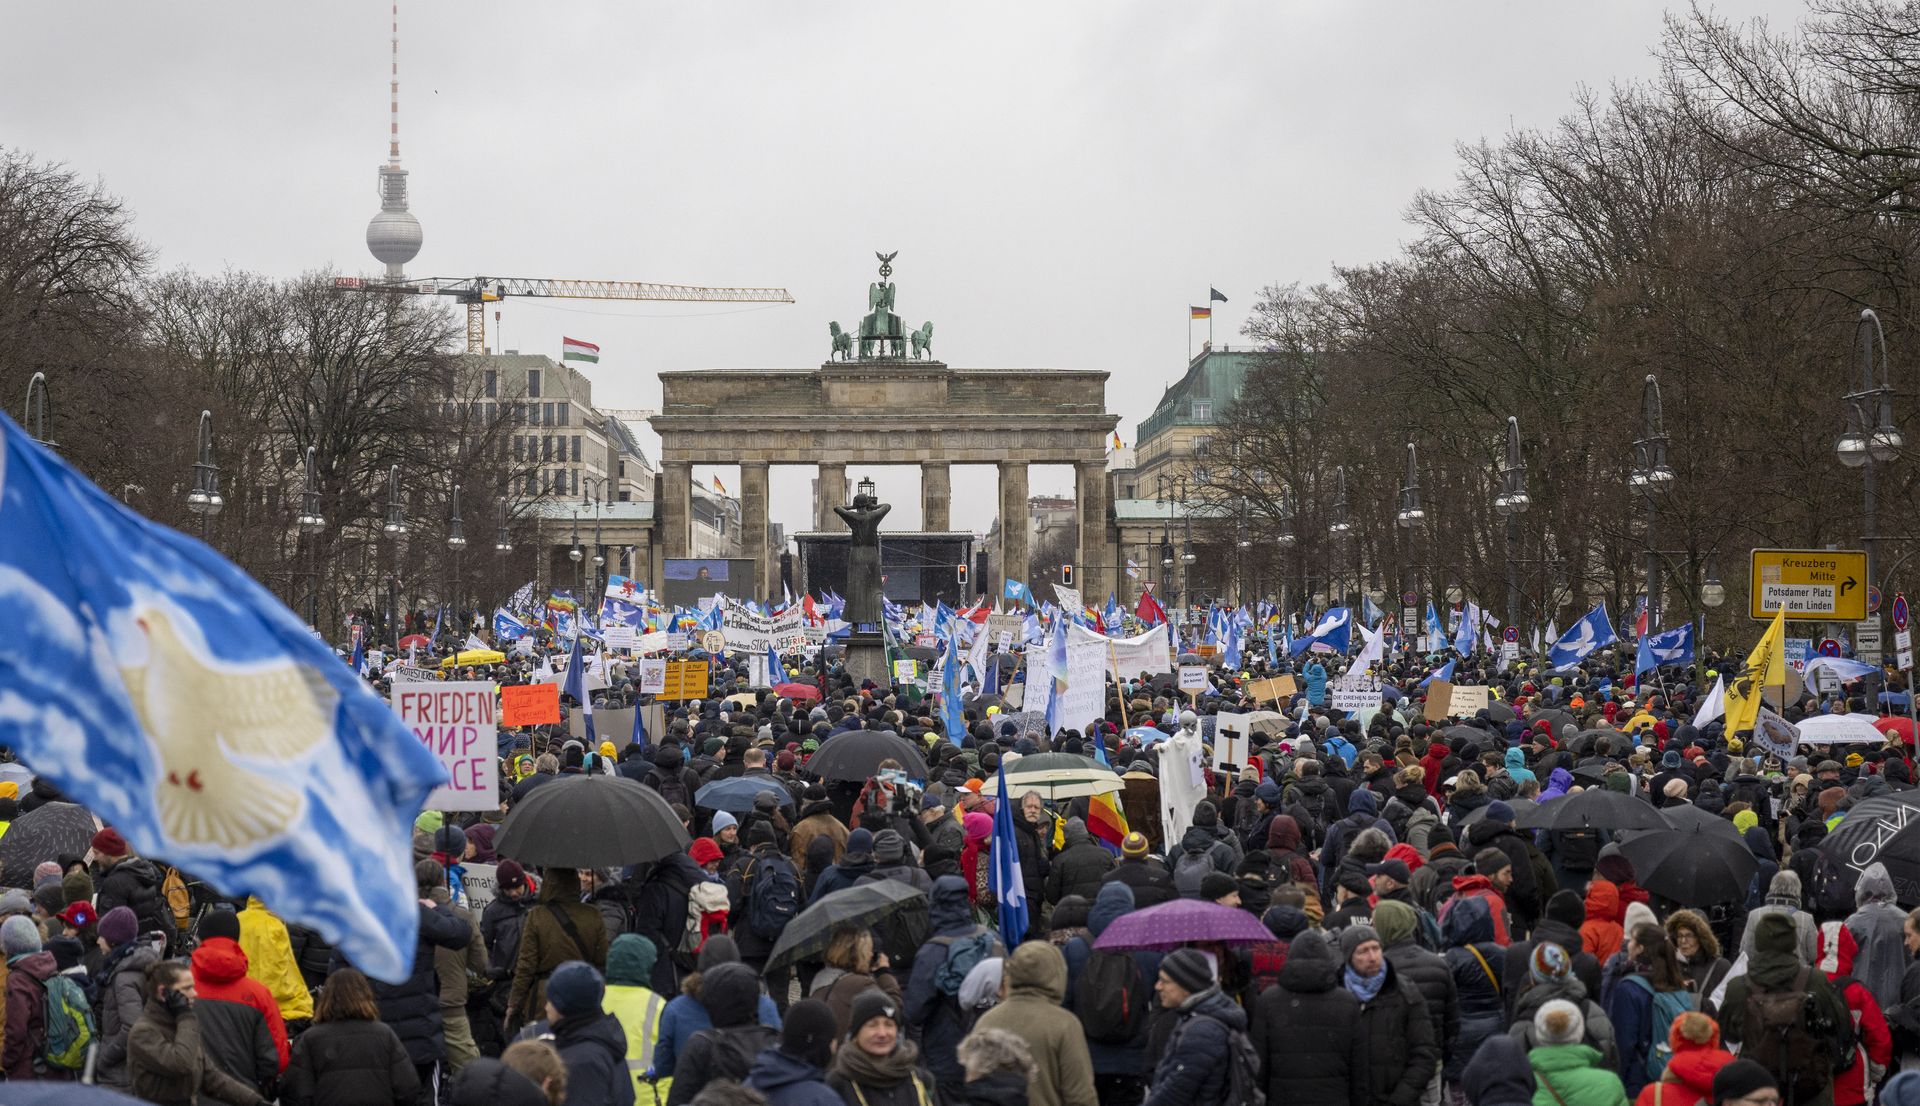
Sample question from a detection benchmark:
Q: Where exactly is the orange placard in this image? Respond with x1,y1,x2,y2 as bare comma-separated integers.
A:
500,682,561,727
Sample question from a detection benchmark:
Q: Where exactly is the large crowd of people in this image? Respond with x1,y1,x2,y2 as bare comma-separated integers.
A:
3,629,1920,1106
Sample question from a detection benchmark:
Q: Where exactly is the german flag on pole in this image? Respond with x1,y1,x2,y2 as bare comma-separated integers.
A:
1189,306,1211,320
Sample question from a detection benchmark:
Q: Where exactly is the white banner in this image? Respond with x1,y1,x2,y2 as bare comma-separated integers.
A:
1331,677,1383,712
1058,637,1108,736
721,600,772,653
772,609,809,653
638,658,667,695
1054,584,1083,613
393,681,498,812
1086,623,1172,678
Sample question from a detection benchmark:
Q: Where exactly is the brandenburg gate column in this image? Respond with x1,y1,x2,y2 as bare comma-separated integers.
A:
921,462,951,532
997,460,1029,598
816,462,847,531
658,460,692,591
1076,459,1110,602
739,461,773,601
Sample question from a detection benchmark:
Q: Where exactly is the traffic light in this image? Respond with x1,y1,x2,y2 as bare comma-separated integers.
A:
1061,563,1075,587
955,563,969,587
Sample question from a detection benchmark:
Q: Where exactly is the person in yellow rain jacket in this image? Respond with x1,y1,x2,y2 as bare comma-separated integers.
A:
0,781,17,840
604,932,670,1105
236,896,314,1030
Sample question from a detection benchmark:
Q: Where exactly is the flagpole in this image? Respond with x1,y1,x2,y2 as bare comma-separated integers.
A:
1207,286,1214,350
1110,642,1130,730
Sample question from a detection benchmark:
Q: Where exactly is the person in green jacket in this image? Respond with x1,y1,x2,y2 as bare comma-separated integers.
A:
1530,999,1630,1106
603,933,670,1105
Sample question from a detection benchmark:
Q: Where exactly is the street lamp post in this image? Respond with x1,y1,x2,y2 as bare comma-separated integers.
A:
1631,374,1675,628
185,410,224,542
1329,465,1352,610
295,446,325,629
1839,308,1901,702
382,465,408,649
22,372,53,447
568,510,584,603
1493,416,1531,632
447,483,467,631
1397,442,1425,643
1701,558,1726,660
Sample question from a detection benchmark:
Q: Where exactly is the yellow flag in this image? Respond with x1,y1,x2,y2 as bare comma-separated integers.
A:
1725,608,1787,735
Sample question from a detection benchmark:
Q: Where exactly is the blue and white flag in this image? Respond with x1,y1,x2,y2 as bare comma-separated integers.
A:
1424,602,1446,651
631,698,649,749
1290,607,1352,656
990,760,1029,949
1452,601,1480,656
1418,658,1456,688
0,412,444,982
1635,623,1695,676
562,632,597,744
941,624,967,747
1549,604,1618,670
1221,617,1243,669
1361,593,1386,628
1004,579,1032,605
765,641,790,686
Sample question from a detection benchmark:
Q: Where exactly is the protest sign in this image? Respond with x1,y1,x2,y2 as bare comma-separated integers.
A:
1247,675,1298,704
500,682,560,727
390,665,437,683
1213,714,1251,770
1178,665,1209,694
1104,624,1173,678
772,609,809,653
1059,637,1109,737
721,600,772,652
461,863,498,912
1331,677,1383,712
986,614,1023,649
637,658,667,695
394,681,496,812
603,624,640,650
1424,679,1454,722
572,707,634,741
665,632,689,653
660,659,708,701
892,659,918,683
1447,685,1490,717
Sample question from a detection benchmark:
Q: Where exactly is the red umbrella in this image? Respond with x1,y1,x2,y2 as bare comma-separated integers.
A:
1875,716,1917,744
774,682,822,701
397,634,431,650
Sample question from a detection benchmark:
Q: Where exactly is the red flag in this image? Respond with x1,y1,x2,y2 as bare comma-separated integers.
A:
1135,590,1167,627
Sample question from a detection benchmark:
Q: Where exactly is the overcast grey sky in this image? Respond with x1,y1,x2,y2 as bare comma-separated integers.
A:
4,0,1807,541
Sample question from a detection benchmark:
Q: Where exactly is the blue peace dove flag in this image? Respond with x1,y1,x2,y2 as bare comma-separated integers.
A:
991,760,1029,948
1635,623,1695,676
0,413,445,983
1549,604,1618,671
492,608,527,642
1289,607,1352,656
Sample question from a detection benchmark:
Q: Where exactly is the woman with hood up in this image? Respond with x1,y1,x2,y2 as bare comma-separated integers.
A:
1817,922,1893,1106
961,812,993,908
1461,1035,1535,1106
1581,879,1626,965
1630,1011,1732,1106
1847,861,1910,1014
1663,910,1732,1001
1504,746,1538,788
1443,893,1510,1093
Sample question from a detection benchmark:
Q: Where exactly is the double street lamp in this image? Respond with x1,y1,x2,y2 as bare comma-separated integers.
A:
1839,308,1901,702
382,465,408,648
1328,465,1352,610
186,410,223,540
1493,416,1530,630
447,483,467,629
1398,442,1424,639
295,447,325,628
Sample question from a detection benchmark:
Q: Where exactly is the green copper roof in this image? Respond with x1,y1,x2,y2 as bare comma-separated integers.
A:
1137,348,1259,442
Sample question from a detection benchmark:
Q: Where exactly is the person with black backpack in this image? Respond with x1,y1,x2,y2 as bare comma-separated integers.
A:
1251,929,1365,1106
643,743,704,814
903,875,1001,1096
1061,881,1161,1106
1141,947,1259,1106
1719,913,1855,1106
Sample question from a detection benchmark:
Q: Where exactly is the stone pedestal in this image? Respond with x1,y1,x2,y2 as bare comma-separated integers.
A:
843,630,891,686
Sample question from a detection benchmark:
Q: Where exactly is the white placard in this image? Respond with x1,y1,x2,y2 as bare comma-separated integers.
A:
462,862,498,912
1058,637,1109,737
665,632,689,653
390,665,438,683
1447,685,1490,717
394,681,498,812
1098,623,1173,678
638,658,667,695
1213,714,1251,770
1178,665,1210,693
603,624,640,650
1331,677,1383,712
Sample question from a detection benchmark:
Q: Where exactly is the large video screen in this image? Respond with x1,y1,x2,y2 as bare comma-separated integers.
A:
661,558,759,607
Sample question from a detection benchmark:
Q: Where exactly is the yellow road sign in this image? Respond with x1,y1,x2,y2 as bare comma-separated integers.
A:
1749,548,1869,621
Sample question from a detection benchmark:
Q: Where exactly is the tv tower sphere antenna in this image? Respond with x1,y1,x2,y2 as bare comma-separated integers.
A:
365,1,422,279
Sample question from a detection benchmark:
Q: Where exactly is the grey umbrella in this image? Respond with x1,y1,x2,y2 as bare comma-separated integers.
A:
0,802,98,889
803,730,929,782
764,881,928,974
495,775,688,869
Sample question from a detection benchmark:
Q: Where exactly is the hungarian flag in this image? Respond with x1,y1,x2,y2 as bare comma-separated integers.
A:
561,336,600,363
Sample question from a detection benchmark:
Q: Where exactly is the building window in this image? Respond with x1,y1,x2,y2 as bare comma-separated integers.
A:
572,435,582,461
527,369,541,398
572,470,579,496
512,437,523,461
1123,483,1135,499
1192,401,1212,421
557,403,569,427
1193,437,1211,456
541,436,552,461
543,402,556,425
484,369,498,398
618,460,627,478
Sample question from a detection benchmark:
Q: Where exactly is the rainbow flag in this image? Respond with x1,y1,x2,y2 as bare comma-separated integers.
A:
1088,792,1129,851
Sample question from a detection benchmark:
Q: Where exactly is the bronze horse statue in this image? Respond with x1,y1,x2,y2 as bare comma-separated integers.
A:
909,321,934,359
829,321,854,361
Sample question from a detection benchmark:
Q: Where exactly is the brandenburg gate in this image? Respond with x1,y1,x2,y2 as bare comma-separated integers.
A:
650,254,1119,602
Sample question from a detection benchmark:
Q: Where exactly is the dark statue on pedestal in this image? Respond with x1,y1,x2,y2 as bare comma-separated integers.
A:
835,479,891,684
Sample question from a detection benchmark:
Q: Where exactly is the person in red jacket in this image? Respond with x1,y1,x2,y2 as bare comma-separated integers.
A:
1581,878,1625,965
190,909,290,1097
1634,1010,1732,1106
1419,742,1450,799
1439,850,1514,947
1819,920,1893,1106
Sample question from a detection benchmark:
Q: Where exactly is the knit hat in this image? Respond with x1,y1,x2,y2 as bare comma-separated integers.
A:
90,827,128,858
873,829,907,864
1712,1059,1778,1103
1,915,41,958
780,998,840,1069
1337,923,1382,964
545,960,605,1019
1122,832,1150,859
1624,900,1657,937
31,883,64,918
1199,872,1238,902
496,859,529,892
1484,800,1515,825
98,906,138,947
1535,998,1584,1045
55,901,94,931
1732,809,1759,835
689,837,724,867
846,988,901,1041
843,828,874,861
710,811,738,833
1473,847,1513,876
1158,947,1215,993
1529,941,1571,984
921,791,946,812
0,890,30,919
1373,900,1418,947
606,932,658,988
198,909,241,943
1545,889,1586,929
432,824,467,859
1255,780,1282,803
32,862,61,889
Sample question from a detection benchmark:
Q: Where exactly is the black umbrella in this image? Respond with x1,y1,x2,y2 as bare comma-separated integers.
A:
763,881,928,973
1569,763,1610,787
1176,652,1204,665
1530,708,1577,736
0,802,97,889
496,775,689,869
1620,825,1757,907
803,731,929,782
1514,788,1667,832
1819,793,1920,906
899,646,937,663
1485,701,1516,724
1650,803,1745,842
1458,797,1535,827
1440,724,1490,745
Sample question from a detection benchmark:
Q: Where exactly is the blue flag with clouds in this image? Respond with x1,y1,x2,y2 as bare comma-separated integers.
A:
1550,604,1618,670
0,413,445,982
991,760,1030,948
1289,607,1352,656
1635,623,1695,676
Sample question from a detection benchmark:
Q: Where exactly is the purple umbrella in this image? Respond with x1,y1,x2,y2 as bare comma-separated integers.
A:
1093,898,1275,951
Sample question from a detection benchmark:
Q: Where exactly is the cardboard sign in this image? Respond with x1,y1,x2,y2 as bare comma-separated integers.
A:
893,659,918,683
1448,685,1490,717
660,659,708,701
1178,665,1209,694
572,706,634,741
1424,679,1454,722
1330,677,1383,712
1247,675,1298,705
394,681,498,812
462,862,498,912
500,682,561,727
390,665,438,683
638,658,667,695
986,614,1024,648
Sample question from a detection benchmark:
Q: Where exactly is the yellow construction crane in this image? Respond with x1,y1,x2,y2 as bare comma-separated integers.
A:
333,275,795,354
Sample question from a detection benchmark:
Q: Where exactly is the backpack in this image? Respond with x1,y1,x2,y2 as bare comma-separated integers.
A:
161,866,195,933
930,928,1001,997
1224,1024,1267,1106
744,852,800,941
678,880,730,960
1808,853,1857,920
1625,976,1696,1081
648,767,692,812
1173,851,1214,898
871,895,931,973
1076,948,1150,1043
1290,790,1330,850
42,973,95,1071
1742,966,1842,1104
